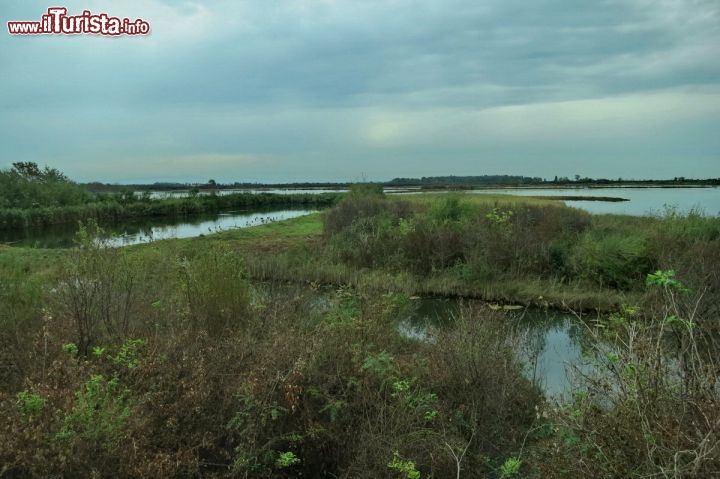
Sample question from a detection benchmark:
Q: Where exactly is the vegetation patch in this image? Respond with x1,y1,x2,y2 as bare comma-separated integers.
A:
1,183,719,477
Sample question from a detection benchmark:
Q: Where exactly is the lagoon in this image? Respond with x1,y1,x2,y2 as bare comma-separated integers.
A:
469,186,720,216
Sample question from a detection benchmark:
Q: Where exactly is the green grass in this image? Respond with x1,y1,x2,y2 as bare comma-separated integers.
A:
395,191,562,207
0,244,65,278
2,192,716,314
0,195,639,313
1,191,718,477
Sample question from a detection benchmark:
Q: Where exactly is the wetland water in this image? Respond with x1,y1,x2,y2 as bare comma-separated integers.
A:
398,297,594,399
140,187,418,198
270,282,597,400
1,208,317,248
143,186,720,216
469,186,720,216
4,187,717,248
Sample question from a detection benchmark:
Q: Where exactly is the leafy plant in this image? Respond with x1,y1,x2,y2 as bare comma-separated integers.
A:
361,351,395,376
387,451,421,479
391,378,438,421
646,269,690,293
499,457,522,477
16,391,46,420
110,338,146,369
58,374,132,445
319,399,347,422
485,207,514,226
275,451,300,468
62,342,79,357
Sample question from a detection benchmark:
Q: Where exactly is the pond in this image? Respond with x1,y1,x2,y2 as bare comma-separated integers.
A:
261,282,599,401
1,208,317,248
469,186,720,216
398,297,596,400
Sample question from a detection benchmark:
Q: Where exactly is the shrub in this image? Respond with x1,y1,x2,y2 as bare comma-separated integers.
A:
178,243,251,334
16,391,46,420
571,232,655,289
57,221,141,355
0,255,45,390
424,306,542,458
58,373,132,445
540,272,720,477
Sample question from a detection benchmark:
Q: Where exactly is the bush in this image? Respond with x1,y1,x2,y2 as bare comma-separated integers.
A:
571,232,655,289
424,306,542,459
58,373,132,445
324,185,391,236
178,243,251,335
538,272,720,477
57,222,142,355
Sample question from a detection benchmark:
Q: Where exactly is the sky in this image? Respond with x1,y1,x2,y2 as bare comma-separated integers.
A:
2,0,719,183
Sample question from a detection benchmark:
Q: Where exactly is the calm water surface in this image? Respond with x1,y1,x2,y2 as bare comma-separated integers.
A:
399,297,595,399
141,187,419,198
6,187,717,248
470,186,720,216
131,186,720,217
1,208,317,248
256,285,589,398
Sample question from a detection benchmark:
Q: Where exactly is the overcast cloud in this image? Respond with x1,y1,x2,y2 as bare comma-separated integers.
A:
1,0,719,182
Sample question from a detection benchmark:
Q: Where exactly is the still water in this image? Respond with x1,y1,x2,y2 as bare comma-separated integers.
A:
399,297,594,399
5,187,718,248
255,283,588,400
470,186,720,216
143,186,720,216
140,187,419,199
1,208,317,248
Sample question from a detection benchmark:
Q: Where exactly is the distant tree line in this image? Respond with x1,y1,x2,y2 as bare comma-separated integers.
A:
0,162,93,209
0,163,340,230
85,175,717,192
387,175,545,186
7,162,720,197
388,175,720,188
84,180,354,193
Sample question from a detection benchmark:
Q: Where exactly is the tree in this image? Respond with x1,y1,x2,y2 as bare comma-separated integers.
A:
0,163,89,208
12,162,42,180
11,162,69,183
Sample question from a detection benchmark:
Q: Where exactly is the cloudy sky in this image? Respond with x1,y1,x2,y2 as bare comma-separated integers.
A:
2,0,719,183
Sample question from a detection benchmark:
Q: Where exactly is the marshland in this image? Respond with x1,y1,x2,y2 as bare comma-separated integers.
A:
6,0,720,476
1,166,719,478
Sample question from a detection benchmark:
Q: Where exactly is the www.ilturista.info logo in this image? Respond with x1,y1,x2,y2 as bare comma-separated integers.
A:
8,7,150,36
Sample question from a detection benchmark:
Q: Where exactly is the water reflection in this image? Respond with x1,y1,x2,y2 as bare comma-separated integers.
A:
105,209,316,247
137,187,420,199
469,186,720,216
399,297,596,399
1,208,317,248
252,284,602,400
512,311,594,400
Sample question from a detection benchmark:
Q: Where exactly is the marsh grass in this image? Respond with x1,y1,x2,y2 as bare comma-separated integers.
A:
0,260,541,478
1,190,720,477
